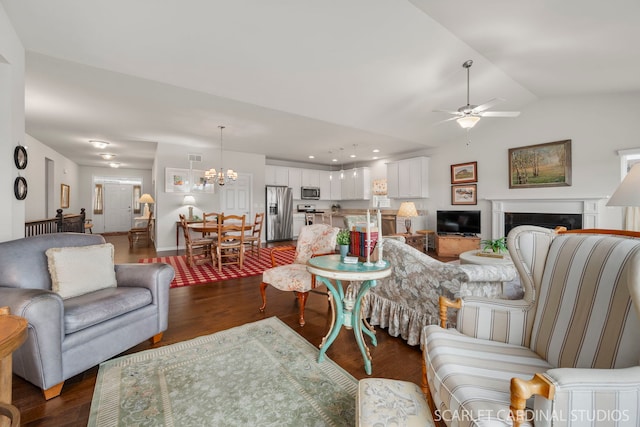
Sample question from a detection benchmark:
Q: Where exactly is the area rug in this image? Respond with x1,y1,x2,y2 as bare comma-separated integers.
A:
139,246,296,288
88,317,356,426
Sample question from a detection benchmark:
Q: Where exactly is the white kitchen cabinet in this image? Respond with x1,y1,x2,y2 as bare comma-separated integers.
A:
292,213,305,238
340,167,370,200
387,157,429,199
265,165,289,186
330,172,342,200
319,171,331,200
288,168,302,199
386,162,399,198
301,169,320,188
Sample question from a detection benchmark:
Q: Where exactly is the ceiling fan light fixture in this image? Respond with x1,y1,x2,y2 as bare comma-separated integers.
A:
457,116,480,129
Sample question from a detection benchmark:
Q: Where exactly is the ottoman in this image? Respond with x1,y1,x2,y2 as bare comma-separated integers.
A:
356,378,435,426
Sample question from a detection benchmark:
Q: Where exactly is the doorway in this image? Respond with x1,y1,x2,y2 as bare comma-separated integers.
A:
220,173,252,219
103,184,134,232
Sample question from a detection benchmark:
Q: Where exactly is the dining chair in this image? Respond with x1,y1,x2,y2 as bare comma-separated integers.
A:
243,212,265,259
201,211,222,238
215,213,246,273
179,214,215,267
259,223,339,326
128,211,153,248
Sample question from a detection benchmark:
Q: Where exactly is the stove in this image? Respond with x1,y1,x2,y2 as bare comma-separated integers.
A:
296,204,324,214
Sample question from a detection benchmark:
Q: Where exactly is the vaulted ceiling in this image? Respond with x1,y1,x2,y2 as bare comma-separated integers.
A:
2,0,639,169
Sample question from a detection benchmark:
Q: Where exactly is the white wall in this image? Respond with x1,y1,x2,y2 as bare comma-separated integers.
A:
418,92,640,239
78,166,153,233
154,141,265,251
24,134,80,220
0,4,25,240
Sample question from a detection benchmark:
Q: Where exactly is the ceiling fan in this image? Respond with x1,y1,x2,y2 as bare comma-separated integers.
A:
435,60,521,129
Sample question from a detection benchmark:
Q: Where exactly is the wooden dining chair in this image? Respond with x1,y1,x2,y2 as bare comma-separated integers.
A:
128,211,153,248
179,214,215,267
215,214,246,273
201,211,222,238
243,212,265,259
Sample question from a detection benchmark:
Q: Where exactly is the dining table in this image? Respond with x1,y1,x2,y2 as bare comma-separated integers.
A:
187,221,252,235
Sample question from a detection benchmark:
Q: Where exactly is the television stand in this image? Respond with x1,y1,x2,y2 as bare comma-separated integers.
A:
435,234,480,257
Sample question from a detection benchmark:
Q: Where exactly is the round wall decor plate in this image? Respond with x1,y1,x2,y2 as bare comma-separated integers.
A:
14,146,28,169
14,176,27,200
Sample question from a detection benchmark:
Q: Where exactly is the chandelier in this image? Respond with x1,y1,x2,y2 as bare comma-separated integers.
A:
205,125,237,186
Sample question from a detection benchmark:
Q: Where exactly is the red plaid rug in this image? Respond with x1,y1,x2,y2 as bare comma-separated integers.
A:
139,246,296,288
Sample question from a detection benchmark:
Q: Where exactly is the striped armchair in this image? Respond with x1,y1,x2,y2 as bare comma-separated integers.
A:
421,226,640,427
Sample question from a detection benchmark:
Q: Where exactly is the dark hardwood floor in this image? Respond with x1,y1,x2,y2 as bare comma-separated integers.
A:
12,234,430,426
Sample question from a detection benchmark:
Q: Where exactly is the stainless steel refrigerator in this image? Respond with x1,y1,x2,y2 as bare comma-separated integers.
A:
265,186,293,242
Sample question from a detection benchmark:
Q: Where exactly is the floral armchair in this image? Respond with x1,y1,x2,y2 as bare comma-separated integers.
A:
259,223,339,326
363,237,517,346
422,226,640,426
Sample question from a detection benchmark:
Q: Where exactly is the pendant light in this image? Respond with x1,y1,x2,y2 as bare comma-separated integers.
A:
205,125,238,186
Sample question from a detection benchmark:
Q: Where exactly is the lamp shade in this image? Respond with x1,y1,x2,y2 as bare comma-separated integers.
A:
139,193,154,204
397,201,418,217
183,195,196,206
607,163,640,207
457,116,480,129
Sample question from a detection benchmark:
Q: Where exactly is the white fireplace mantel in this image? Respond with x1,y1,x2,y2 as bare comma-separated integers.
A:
487,197,605,239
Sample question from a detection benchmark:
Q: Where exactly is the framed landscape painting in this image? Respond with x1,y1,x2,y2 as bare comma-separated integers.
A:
509,140,572,188
451,161,477,184
451,184,477,205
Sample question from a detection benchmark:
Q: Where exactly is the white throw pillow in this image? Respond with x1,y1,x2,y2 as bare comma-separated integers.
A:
46,243,117,299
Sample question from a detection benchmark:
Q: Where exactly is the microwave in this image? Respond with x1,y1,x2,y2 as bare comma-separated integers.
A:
301,187,320,200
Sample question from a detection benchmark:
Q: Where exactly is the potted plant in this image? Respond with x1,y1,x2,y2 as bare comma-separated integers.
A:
337,229,350,258
480,237,507,254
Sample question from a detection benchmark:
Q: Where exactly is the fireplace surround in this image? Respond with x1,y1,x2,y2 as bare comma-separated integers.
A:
489,198,602,239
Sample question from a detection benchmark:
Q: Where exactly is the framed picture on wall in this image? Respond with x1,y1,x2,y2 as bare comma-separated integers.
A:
451,161,477,184
165,168,191,193
190,169,215,193
451,184,477,205
61,184,70,208
509,140,572,188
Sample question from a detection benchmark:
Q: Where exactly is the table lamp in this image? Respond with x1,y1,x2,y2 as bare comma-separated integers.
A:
607,163,640,207
183,195,196,220
139,193,154,218
607,163,640,230
397,201,418,234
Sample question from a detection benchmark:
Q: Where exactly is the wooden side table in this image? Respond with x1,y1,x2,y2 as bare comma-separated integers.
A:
416,229,435,250
0,307,28,427
392,233,427,253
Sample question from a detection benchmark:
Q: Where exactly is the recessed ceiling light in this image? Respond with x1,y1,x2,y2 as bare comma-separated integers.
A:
372,156,379,160
372,149,380,153
90,140,109,149
332,158,338,162
308,155,315,159
350,154,356,158
109,162,121,168
100,153,115,160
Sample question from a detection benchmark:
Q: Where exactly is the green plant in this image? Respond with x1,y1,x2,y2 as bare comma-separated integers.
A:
337,229,350,245
481,237,507,253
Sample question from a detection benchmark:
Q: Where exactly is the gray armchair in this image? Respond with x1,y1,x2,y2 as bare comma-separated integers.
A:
0,233,174,399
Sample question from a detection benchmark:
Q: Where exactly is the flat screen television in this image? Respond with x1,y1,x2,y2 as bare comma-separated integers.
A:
437,210,481,235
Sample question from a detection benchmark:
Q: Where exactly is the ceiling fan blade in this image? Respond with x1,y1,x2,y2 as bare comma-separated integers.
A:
478,111,521,118
472,98,504,113
433,116,461,125
433,109,462,116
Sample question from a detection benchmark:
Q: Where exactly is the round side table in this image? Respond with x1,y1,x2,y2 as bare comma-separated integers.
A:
0,311,28,427
459,249,513,266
